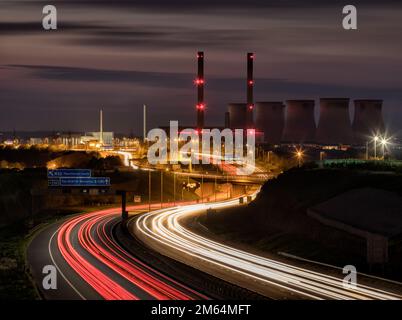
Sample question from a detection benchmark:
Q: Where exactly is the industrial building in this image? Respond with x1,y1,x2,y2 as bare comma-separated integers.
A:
180,51,388,147
353,100,385,145
196,51,205,131
227,103,247,129
255,102,285,144
282,100,316,144
315,98,354,145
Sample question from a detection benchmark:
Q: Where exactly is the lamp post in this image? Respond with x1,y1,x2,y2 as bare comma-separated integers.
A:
365,141,369,160
160,170,163,208
380,138,388,160
201,174,204,203
295,150,303,168
226,174,229,199
374,135,379,160
173,171,176,206
148,170,151,211
214,175,217,202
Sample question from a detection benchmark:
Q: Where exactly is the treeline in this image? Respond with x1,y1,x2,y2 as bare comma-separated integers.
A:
0,146,123,170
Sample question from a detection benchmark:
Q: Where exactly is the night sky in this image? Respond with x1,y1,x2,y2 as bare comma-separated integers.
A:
1,0,401,136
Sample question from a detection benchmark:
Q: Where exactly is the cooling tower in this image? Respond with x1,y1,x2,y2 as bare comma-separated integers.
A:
353,100,385,145
282,100,316,143
316,98,353,145
228,103,247,129
255,102,285,144
224,111,230,128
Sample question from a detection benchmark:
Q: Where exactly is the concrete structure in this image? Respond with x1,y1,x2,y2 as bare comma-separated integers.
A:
308,188,402,265
316,98,353,145
228,103,247,129
282,100,316,143
82,132,114,146
255,102,285,144
353,100,385,145
246,52,254,128
196,51,205,130
224,111,230,128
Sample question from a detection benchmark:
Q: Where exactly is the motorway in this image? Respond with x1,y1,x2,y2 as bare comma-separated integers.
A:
132,196,402,300
27,205,207,300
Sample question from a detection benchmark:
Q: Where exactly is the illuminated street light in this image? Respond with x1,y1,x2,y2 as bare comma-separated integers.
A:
380,137,389,160
295,148,304,168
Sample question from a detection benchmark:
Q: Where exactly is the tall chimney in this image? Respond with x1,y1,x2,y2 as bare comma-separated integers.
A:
246,52,254,128
196,51,205,131
99,108,103,144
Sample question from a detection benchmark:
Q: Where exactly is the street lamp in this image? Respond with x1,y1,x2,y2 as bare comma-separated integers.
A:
160,170,163,208
373,135,379,159
380,137,389,160
148,170,151,211
295,148,304,168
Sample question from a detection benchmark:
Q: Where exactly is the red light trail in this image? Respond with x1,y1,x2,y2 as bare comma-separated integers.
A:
56,205,207,300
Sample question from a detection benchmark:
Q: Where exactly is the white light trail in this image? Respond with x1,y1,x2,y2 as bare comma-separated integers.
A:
133,194,402,300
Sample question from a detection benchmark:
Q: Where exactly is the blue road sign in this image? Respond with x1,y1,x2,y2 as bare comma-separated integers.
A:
48,169,92,178
58,177,110,187
48,179,61,187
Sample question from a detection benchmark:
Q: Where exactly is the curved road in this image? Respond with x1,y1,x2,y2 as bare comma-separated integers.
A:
28,205,207,300
132,196,402,300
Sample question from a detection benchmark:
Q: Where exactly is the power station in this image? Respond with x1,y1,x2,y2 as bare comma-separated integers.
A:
196,51,205,131
255,102,285,145
316,98,354,145
246,53,254,129
353,100,385,145
185,51,387,147
282,100,316,144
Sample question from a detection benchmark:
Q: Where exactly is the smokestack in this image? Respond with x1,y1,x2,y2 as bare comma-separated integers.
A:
143,104,147,142
99,108,103,144
196,51,205,130
246,52,254,128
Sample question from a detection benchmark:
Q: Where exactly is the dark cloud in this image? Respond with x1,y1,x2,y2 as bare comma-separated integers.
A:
1,1,401,135
71,28,258,49
6,64,191,88
7,0,399,10
7,64,402,99
0,21,107,35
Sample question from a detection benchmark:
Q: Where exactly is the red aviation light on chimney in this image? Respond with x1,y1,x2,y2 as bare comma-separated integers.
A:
194,78,205,86
197,103,205,110
197,52,203,58
248,80,254,85
248,104,254,110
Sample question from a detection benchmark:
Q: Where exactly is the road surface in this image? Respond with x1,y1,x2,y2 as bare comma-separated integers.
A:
27,205,207,300
132,195,402,300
